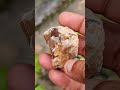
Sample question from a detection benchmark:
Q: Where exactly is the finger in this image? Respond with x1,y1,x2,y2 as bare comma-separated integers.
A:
59,12,85,55
8,64,34,90
49,69,70,89
64,60,85,83
58,12,85,35
49,69,85,90
65,80,85,90
38,53,53,70
86,79,103,90
79,35,85,56
94,80,120,90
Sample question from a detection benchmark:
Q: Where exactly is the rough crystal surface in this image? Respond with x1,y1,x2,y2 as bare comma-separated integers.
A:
44,26,79,68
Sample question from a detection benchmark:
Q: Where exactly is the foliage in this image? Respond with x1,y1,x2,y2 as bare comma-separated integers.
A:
35,85,46,90
0,66,8,90
35,54,46,90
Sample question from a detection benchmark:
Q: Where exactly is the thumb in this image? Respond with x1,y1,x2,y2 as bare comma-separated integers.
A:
64,60,85,83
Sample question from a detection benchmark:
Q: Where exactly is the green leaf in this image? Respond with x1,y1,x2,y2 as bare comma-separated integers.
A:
77,55,85,60
0,66,8,90
35,54,41,72
35,54,42,87
35,85,45,90
75,32,84,36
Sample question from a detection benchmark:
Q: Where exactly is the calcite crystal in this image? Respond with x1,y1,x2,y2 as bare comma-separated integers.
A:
44,26,79,68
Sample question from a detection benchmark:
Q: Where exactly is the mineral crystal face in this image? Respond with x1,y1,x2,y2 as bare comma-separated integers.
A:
44,26,79,68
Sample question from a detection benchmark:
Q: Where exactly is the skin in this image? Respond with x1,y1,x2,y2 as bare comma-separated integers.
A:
8,0,120,89
86,0,120,89
86,0,120,76
39,12,85,90
8,64,34,90
8,12,85,90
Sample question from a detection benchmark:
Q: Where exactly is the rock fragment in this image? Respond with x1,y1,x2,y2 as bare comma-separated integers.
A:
44,26,79,68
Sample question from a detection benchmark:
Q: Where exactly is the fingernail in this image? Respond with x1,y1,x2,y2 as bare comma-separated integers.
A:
64,60,78,73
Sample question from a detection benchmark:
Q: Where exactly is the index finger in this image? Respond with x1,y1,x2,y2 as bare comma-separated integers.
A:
58,12,85,35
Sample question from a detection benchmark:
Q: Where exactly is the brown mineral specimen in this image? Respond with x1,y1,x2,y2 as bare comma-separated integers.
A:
20,9,35,49
44,26,79,68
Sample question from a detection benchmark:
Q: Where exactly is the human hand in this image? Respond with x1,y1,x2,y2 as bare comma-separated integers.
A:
86,0,120,23
86,0,120,76
8,64,34,90
39,12,85,90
